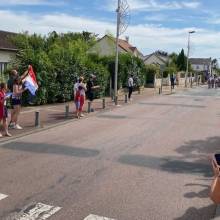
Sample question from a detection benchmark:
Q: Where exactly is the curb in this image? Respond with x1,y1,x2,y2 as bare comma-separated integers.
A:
0,102,126,145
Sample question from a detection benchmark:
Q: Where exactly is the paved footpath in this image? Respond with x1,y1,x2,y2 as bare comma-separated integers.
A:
0,88,163,140
0,85,218,220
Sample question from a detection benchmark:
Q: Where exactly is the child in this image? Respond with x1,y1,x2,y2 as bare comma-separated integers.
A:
0,83,12,137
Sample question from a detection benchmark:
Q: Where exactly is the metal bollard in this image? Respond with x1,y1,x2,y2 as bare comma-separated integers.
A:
159,88,161,94
115,96,118,106
125,94,128,103
35,111,40,127
102,98,106,109
88,101,91,113
65,104,69,118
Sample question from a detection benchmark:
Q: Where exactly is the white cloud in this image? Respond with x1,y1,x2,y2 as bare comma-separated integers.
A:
0,9,218,58
144,14,185,22
0,0,65,6
105,0,201,12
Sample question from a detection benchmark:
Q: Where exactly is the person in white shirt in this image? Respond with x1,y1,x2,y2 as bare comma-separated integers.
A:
128,74,134,101
74,77,87,118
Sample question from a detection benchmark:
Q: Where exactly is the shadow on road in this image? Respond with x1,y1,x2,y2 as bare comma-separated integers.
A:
139,102,206,108
118,154,212,177
184,183,210,199
173,204,216,220
1,142,100,158
97,114,127,119
176,136,220,157
119,136,220,177
118,136,220,219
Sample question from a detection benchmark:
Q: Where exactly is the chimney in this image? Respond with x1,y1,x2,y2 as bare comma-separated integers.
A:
125,36,129,43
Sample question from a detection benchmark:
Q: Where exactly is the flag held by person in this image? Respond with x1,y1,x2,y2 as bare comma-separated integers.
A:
24,65,38,96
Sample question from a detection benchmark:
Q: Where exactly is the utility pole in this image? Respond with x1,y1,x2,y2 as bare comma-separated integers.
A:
186,30,195,88
114,0,129,105
114,0,121,105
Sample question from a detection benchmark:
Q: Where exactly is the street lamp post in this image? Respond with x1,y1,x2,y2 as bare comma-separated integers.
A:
186,30,195,88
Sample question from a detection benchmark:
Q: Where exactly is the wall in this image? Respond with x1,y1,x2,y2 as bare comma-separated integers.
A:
0,50,16,63
88,37,126,57
191,64,209,72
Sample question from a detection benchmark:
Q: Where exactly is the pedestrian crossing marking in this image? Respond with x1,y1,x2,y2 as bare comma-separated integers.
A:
0,193,8,201
84,214,116,220
14,202,61,220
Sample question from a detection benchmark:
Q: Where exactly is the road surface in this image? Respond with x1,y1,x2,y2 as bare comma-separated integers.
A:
0,86,218,220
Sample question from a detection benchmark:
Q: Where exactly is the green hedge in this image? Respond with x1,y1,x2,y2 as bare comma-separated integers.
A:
8,32,147,105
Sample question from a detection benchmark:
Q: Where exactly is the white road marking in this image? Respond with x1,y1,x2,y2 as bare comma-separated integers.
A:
16,202,61,220
0,193,8,201
84,214,116,220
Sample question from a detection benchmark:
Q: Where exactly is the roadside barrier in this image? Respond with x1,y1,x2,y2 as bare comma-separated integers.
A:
102,98,106,109
88,101,91,113
115,96,118,106
65,104,69,118
125,94,128,103
35,111,40,127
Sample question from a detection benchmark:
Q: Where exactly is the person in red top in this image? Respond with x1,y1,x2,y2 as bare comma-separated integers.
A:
0,83,12,137
74,77,86,118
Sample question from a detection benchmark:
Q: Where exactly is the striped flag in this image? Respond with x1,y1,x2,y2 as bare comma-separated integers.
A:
24,65,38,95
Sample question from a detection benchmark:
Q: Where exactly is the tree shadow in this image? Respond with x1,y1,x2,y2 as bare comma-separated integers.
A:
184,184,210,199
118,154,212,177
119,136,220,176
118,136,220,219
173,204,216,220
1,142,100,158
138,102,206,108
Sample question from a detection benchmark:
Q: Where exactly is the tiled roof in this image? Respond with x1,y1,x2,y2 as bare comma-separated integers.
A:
0,30,17,51
144,52,169,64
189,58,211,65
99,35,143,57
118,38,143,57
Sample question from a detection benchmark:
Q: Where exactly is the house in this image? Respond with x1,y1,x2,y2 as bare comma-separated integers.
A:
88,35,143,59
0,30,17,75
189,58,212,73
144,51,169,67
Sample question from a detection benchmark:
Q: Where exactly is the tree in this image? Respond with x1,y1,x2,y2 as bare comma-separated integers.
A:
9,32,109,105
176,49,187,71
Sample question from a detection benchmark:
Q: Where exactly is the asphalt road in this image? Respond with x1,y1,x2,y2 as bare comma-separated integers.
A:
0,86,219,220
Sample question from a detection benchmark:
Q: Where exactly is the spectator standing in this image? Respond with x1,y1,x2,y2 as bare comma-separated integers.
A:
128,74,134,101
10,77,26,129
170,74,175,90
0,83,11,137
86,74,100,111
75,77,87,118
8,67,29,127
73,78,79,115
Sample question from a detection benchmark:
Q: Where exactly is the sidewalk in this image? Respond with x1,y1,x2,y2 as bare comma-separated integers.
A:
0,86,187,142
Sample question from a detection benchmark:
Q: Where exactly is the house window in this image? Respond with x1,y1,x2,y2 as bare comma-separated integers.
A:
0,62,8,75
196,65,200,70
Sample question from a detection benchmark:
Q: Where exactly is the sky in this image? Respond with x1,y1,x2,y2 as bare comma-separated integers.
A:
0,0,220,58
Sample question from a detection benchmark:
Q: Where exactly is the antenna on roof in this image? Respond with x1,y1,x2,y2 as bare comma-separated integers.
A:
119,0,130,35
